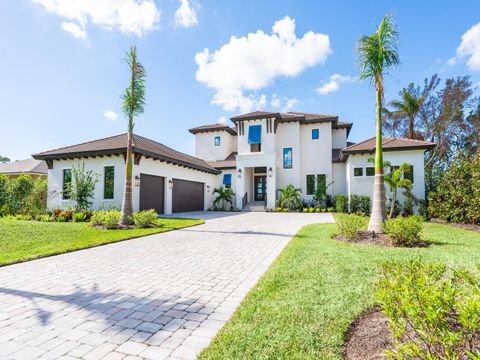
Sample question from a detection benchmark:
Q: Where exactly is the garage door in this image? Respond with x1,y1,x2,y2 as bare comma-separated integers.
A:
140,174,165,214
172,179,204,213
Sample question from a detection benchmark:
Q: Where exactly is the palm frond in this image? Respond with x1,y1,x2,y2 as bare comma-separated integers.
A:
122,46,146,124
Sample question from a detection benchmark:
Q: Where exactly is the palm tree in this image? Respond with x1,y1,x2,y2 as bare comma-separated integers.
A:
120,46,146,225
212,187,235,210
356,13,400,233
384,163,413,218
385,83,424,139
277,184,302,210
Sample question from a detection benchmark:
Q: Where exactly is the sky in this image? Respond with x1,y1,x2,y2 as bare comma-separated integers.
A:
1,0,479,161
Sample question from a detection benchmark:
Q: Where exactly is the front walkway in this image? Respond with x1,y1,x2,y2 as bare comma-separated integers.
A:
0,212,334,360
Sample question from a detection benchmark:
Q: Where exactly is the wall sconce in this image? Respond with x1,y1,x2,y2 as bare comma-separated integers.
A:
168,179,173,189
237,168,242,178
206,185,211,192
268,167,273,177
134,175,140,187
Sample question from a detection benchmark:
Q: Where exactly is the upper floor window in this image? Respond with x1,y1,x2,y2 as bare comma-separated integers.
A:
104,166,115,199
354,167,363,177
214,136,221,146
283,148,293,169
404,165,414,183
312,129,319,140
223,173,232,188
62,168,72,199
366,167,375,176
248,125,262,153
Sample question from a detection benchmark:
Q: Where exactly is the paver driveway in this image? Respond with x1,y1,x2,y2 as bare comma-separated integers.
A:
0,212,333,360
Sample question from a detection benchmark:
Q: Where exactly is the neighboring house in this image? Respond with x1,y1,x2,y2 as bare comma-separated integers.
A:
33,110,435,214
0,158,48,180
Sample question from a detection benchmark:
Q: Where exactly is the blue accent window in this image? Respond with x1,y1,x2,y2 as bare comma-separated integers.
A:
223,174,232,187
248,125,262,144
214,136,221,146
312,129,319,140
283,148,293,169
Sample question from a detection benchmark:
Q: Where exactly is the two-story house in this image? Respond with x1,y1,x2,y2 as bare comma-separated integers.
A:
33,110,435,214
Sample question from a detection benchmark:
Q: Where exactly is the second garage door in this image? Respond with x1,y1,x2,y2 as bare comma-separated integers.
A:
172,179,204,213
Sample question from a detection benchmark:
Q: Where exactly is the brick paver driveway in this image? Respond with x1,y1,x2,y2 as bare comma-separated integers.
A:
0,212,333,360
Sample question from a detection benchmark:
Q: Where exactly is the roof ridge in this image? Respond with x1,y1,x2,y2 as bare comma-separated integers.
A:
34,133,126,156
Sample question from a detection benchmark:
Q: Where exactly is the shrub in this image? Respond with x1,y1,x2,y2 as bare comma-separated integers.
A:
3,214,32,221
315,208,321,213
132,209,158,228
27,179,48,216
91,210,121,229
9,174,34,215
349,195,371,215
401,196,415,216
327,207,335,212
335,194,348,213
73,212,86,222
0,174,9,216
275,207,282,212
383,215,424,247
66,162,100,211
36,214,54,222
335,214,366,240
308,207,314,213
57,215,67,222
302,208,308,213
377,259,480,359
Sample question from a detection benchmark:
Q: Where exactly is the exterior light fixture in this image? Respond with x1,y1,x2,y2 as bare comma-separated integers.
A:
268,167,273,177
168,179,173,189
134,175,140,187
206,185,211,192
237,168,242,178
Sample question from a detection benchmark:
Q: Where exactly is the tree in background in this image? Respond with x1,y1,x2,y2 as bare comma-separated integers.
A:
66,162,99,211
212,187,235,210
120,46,146,225
356,13,400,233
0,155,10,164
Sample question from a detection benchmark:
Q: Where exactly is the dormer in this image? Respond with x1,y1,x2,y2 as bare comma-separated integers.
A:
189,124,237,161
231,111,278,155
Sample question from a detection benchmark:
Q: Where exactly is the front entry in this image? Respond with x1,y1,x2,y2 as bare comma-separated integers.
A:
254,176,266,201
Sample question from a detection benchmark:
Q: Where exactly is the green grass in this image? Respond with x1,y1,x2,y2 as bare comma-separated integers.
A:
0,218,203,266
199,222,480,360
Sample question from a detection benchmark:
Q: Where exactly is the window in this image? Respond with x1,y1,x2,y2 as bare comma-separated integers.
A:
104,166,115,199
306,174,326,195
306,175,316,195
254,167,267,174
366,167,375,176
248,125,262,144
214,136,221,146
404,165,414,183
312,129,319,140
354,167,363,177
223,173,232,188
283,148,293,169
250,143,261,152
62,169,72,199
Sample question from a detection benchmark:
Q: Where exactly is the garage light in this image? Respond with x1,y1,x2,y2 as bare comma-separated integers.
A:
237,168,242,178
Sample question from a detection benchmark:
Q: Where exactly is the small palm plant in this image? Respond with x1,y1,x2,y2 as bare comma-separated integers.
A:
384,163,413,218
277,184,302,210
119,46,146,225
212,187,235,210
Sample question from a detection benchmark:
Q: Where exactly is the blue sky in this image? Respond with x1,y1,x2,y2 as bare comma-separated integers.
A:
1,0,479,160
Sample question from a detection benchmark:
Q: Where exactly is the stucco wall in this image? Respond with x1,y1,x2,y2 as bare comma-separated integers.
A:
237,118,276,155
194,131,236,161
332,128,347,149
332,163,347,195
275,122,301,189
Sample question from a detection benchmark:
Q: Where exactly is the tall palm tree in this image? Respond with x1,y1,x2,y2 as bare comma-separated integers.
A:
385,83,424,139
120,46,146,225
356,13,400,233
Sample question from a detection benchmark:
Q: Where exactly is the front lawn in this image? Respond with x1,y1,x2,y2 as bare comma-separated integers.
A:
0,218,203,266
199,222,480,360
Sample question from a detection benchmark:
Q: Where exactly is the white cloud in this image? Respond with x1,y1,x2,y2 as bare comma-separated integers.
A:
457,22,480,71
195,16,332,112
103,110,118,122
270,93,299,111
316,74,354,95
62,21,87,39
175,0,198,28
446,57,457,66
32,0,161,38
217,116,227,124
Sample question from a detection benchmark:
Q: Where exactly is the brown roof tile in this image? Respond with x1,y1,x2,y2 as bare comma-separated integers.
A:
207,152,237,169
230,110,343,125
342,137,436,154
0,158,48,175
33,133,220,174
188,123,237,135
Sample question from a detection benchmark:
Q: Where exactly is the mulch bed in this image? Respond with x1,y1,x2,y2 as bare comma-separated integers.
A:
430,218,480,233
344,308,393,360
333,231,392,247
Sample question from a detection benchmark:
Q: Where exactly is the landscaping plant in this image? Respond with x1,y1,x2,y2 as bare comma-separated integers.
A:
91,209,122,229
335,194,348,213
132,209,158,228
212,187,235,211
382,215,424,247
335,213,367,240
277,184,302,210
8,174,34,215
377,259,480,359
66,162,99,211
384,163,413,218
349,195,371,215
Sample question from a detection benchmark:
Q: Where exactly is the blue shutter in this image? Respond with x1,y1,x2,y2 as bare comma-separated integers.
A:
312,129,319,139
223,174,232,185
248,125,262,144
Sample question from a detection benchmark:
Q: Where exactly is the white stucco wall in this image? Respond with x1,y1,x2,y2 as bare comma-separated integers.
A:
332,128,347,149
346,150,426,201
212,168,237,209
237,118,276,155
275,122,301,189
194,131,236,161
332,163,347,195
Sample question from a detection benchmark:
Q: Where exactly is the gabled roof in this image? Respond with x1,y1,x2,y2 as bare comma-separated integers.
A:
207,152,237,170
33,133,220,174
0,158,48,175
341,137,436,154
188,123,237,135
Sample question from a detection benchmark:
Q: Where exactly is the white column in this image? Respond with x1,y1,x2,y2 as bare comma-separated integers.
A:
235,168,245,210
266,165,277,210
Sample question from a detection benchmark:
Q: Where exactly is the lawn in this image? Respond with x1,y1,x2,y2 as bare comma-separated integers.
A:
0,218,203,266
199,222,480,360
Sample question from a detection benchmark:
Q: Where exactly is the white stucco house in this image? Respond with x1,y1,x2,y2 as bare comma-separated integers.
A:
33,111,435,214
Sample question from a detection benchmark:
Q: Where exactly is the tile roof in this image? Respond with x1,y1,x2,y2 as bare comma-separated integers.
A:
342,137,436,154
207,152,237,169
188,123,237,135
0,158,48,175
33,133,220,174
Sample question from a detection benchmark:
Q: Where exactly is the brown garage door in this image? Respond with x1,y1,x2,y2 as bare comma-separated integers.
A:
140,174,165,214
172,179,204,213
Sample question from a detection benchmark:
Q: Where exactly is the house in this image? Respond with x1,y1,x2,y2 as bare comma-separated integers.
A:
33,111,435,214
0,158,48,180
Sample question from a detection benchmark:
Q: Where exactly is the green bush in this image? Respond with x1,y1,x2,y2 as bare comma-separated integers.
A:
8,174,34,215
0,174,9,216
308,207,314,213
335,214,366,240
73,212,87,222
57,215,67,222
36,214,55,222
3,214,32,221
335,194,348,213
91,210,121,229
27,179,48,216
274,207,282,212
377,259,480,359
327,207,335,212
132,209,158,228
383,215,424,247
349,195,371,215
302,208,308,213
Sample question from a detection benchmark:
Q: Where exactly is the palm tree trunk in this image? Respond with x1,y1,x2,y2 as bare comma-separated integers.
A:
389,190,396,218
408,115,414,139
368,83,387,233
120,123,134,225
